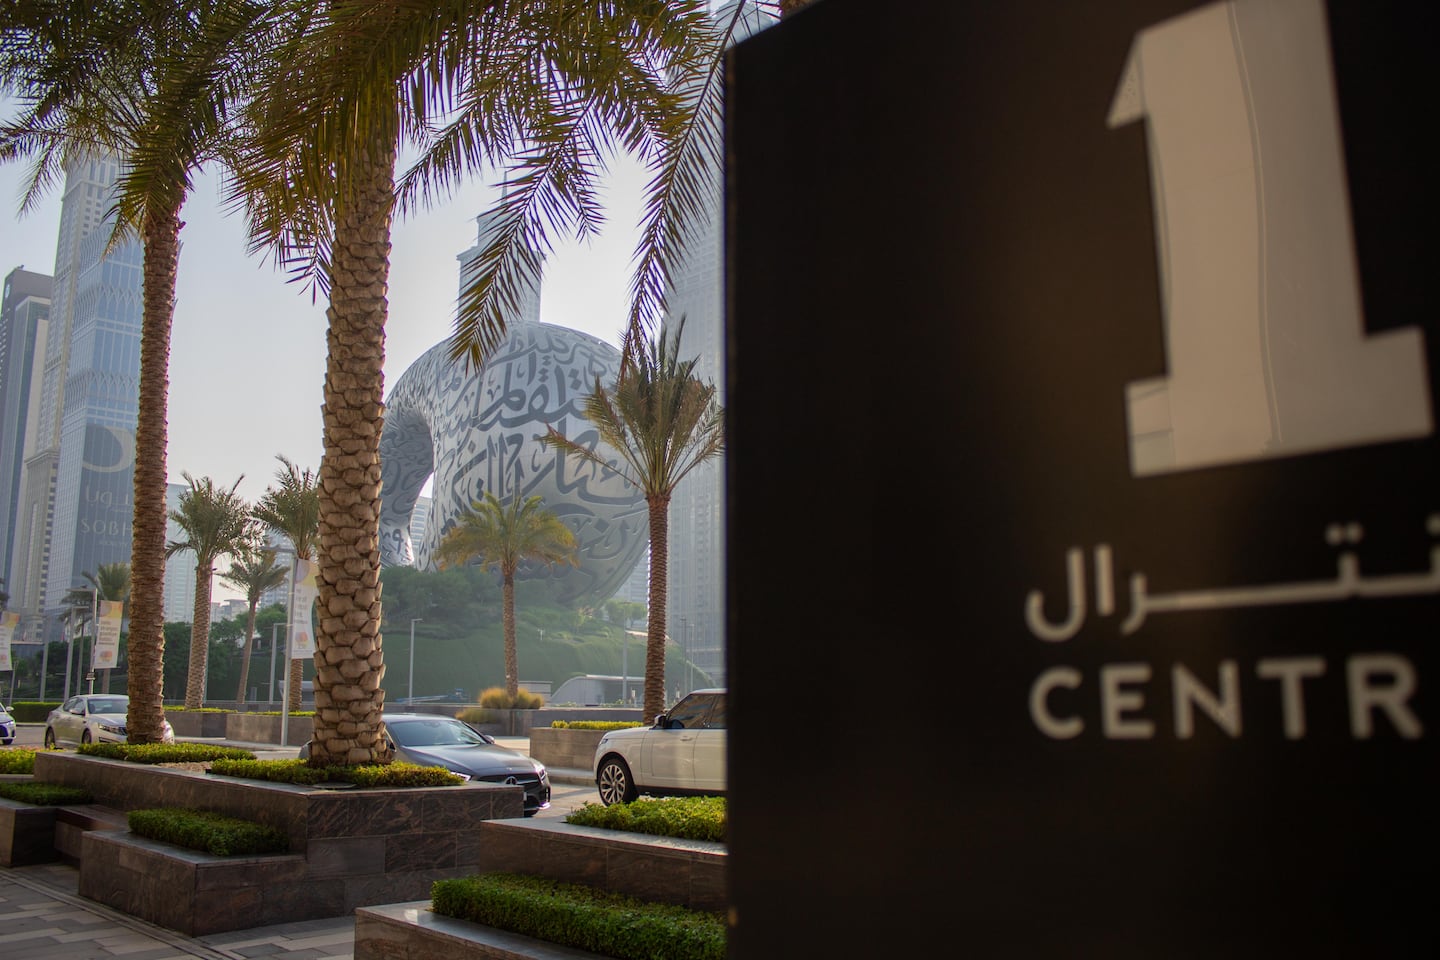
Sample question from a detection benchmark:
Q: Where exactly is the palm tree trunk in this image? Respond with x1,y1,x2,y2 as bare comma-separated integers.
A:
643,494,671,721
126,206,182,741
309,127,398,766
184,560,214,708
502,573,518,699
234,602,259,702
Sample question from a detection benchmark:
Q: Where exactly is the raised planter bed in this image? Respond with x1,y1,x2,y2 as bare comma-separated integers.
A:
474,817,726,912
356,900,607,960
31,751,528,934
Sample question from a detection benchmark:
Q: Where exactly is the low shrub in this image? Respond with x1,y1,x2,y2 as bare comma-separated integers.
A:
0,747,37,774
476,687,545,710
454,707,495,725
248,710,317,717
128,808,289,856
432,873,725,960
208,757,464,788
549,720,644,731
0,782,93,805
6,701,60,722
163,706,230,713
78,743,256,764
566,796,726,843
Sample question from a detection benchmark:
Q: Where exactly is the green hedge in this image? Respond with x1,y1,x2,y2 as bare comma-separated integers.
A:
0,747,38,775
78,743,256,764
566,796,726,843
549,720,644,731
128,808,289,856
208,757,464,788
6,701,60,722
432,873,725,960
0,782,93,805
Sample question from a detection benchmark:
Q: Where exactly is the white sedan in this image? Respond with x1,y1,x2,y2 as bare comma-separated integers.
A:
593,688,726,805
44,694,175,747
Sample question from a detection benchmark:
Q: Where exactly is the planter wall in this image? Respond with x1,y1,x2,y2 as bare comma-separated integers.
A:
0,797,58,866
225,712,313,745
356,901,607,960
164,710,230,738
474,818,726,912
527,728,606,771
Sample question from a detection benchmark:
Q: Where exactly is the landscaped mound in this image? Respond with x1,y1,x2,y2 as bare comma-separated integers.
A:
566,796,726,843
208,757,464,787
128,807,289,856
431,873,725,960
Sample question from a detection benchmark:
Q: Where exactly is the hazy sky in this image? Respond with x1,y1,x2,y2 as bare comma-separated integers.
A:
1,121,652,599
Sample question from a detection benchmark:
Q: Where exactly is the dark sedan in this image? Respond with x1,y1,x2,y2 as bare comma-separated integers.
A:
383,713,551,816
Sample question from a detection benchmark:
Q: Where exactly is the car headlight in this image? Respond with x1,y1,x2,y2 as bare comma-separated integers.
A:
98,721,126,735
535,764,549,782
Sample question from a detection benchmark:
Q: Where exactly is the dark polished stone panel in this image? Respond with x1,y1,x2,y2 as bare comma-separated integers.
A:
306,836,387,878
308,790,425,840
0,800,58,866
385,830,458,872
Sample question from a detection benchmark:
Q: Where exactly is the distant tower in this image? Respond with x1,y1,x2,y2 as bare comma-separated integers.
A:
10,154,139,637
664,2,776,686
0,267,53,606
162,482,198,623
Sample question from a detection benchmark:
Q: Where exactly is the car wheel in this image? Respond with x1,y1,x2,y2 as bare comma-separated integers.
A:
597,757,638,806
2,738,12,746
81,729,92,744
43,727,56,748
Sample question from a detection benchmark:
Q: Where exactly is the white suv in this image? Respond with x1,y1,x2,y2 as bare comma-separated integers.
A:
593,688,726,805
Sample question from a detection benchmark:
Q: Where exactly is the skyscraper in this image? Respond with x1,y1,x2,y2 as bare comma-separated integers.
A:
162,481,198,624
0,267,53,609
8,154,143,637
663,2,776,686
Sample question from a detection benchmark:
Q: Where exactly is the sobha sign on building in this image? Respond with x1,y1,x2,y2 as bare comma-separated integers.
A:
727,0,1434,956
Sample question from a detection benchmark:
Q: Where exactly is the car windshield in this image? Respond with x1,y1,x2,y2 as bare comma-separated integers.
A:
87,698,126,714
387,718,488,749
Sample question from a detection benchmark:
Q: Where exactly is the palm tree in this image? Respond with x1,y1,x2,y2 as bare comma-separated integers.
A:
250,454,319,713
541,318,723,720
434,492,578,700
166,472,254,708
233,2,711,766
219,547,288,703
0,0,293,742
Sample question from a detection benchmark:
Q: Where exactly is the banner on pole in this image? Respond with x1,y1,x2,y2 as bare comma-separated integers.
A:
0,611,17,672
290,558,317,659
92,600,123,669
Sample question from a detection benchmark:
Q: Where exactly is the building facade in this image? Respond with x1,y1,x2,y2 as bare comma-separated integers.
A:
0,267,53,604
6,155,144,643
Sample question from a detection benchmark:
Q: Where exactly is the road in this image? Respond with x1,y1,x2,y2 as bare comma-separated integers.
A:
9,722,598,819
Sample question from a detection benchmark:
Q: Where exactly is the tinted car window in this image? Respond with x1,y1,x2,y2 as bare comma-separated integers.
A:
88,699,125,714
703,695,726,730
667,694,716,730
388,718,487,748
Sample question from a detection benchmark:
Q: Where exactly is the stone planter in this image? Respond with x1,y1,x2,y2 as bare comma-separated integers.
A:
475,817,726,912
356,901,607,960
527,727,606,771
164,709,230,738
32,751,528,934
225,712,313,745
0,796,58,866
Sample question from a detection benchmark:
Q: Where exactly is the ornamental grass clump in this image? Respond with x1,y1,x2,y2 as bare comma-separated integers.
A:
0,782,93,805
208,757,464,788
566,796,726,843
128,808,289,856
78,743,256,764
476,687,545,710
0,747,37,774
431,873,725,960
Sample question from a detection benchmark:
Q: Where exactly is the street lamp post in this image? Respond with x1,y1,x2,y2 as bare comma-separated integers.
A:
268,622,284,706
86,587,98,695
408,618,423,704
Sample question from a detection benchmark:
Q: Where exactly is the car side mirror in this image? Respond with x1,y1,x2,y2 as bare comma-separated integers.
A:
653,713,667,728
